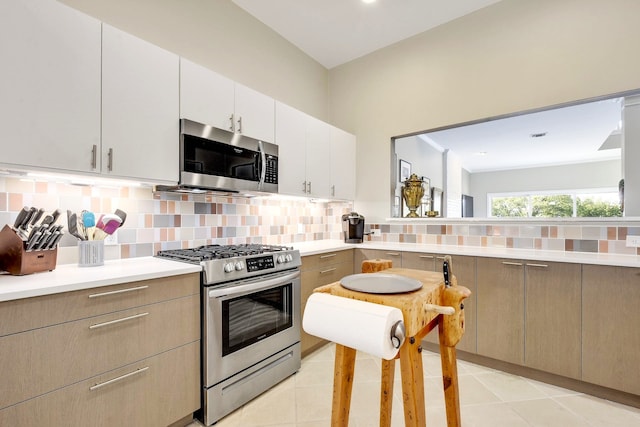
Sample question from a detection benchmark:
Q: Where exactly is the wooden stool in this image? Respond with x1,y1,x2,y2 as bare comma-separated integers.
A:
316,261,470,427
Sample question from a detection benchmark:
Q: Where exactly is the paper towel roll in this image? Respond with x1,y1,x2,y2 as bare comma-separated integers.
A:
303,293,404,360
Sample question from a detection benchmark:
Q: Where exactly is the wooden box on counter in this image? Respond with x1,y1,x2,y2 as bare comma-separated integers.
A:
0,225,57,275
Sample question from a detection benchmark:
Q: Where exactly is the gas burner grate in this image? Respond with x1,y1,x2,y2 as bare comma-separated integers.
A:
156,243,293,262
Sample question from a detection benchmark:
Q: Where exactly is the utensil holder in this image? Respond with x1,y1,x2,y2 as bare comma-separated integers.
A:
78,240,104,267
0,225,58,275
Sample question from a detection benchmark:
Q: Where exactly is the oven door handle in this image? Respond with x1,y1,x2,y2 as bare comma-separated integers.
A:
208,270,300,298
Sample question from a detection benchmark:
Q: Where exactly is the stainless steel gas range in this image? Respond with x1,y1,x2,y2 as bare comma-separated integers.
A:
156,244,302,426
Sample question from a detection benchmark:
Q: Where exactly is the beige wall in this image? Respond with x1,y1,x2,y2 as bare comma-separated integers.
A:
60,0,329,121
328,0,640,221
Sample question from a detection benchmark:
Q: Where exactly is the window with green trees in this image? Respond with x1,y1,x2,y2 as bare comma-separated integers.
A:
490,191,621,218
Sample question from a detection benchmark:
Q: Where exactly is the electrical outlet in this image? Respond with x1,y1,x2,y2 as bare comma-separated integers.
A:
371,229,381,237
104,230,118,245
626,235,640,247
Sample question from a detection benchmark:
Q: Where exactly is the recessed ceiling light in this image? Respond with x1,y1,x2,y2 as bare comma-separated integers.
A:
362,0,376,4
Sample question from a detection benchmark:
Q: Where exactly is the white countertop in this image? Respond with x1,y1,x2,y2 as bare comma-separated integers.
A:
292,240,640,268
0,257,201,302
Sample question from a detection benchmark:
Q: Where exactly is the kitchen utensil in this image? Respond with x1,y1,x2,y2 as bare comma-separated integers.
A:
82,211,96,240
49,209,61,226
13,206,30,237
21,207,37,231
114,209,127,226
30,208,45,226
67,210,85,241
94,214,122,240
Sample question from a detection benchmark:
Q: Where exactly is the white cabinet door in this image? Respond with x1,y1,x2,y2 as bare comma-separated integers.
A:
234,83,275,143
305,116,332,198
179,58,235,131
0,0,101,173
330,126,356,200
275,102,307,196
102,24,179,183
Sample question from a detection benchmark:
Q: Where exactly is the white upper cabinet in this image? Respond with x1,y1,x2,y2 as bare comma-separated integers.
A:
305,116,332,198
275,102,336,199
275,102,307,196
179,58,235,131
330,126,356,200
102,24,180,183
180,59,275,143
0,0,101,173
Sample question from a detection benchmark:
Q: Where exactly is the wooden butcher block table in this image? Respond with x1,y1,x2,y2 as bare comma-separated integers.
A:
314,260,471,427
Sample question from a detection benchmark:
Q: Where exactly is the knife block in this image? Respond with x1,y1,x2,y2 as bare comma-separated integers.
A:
0,225,57,275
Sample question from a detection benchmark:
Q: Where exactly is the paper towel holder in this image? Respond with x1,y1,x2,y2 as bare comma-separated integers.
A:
390,320,406,349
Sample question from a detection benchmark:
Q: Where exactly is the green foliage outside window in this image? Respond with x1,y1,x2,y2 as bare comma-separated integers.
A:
490,192,622,218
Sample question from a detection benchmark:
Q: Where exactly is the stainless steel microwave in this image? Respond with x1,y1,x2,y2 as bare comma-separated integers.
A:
158,119,278,195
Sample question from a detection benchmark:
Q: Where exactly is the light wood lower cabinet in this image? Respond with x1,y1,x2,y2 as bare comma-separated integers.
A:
301,250,354,356
0,273,201,425
525,261,581,379
354,248,402,269
401,251,437,271
0,341,200,427
477,258,525,365
582,265,640,395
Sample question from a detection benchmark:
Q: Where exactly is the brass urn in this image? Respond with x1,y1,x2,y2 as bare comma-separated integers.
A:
401,173,425,218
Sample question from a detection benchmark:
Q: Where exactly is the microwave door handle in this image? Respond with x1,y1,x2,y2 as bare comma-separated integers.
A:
258,140,266,188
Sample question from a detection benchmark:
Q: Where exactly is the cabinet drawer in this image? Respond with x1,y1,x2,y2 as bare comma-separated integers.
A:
0,294,199,410
0,341,200,427
0,273,199,337
301,249,353,271
354,248,401,271
401,252,437,271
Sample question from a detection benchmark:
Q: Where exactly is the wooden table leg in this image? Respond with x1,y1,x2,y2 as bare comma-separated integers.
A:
332,344,357,427
380,359,395,427
439,325,462,427
399,338,426,427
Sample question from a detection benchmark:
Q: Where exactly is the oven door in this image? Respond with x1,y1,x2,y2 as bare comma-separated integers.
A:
204,269,301,387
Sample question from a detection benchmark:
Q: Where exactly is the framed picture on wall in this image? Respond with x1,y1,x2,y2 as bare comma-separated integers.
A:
399,159,411,182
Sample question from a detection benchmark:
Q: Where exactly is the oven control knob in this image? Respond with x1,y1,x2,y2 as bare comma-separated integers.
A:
224,263,235,273
234,261,244,271
285,254,293,262
277,255,286,264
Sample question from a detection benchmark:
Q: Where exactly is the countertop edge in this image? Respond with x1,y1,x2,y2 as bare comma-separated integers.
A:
293,240,640,268
0,257,202,302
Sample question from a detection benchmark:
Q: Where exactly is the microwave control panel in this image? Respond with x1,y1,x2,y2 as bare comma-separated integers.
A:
264,155,278,184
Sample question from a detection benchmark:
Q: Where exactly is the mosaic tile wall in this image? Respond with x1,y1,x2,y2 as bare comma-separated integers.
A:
365,222,640,256
0,177,353,264
2,177,639,267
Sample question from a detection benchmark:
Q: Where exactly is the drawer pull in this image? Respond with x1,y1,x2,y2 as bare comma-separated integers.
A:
385,252,400,256
320,253,337,259
90,366,149,391
89,312,149,330
88,285,149,298
320,268,337,274
436,256,446,260
526,263,549,268
502,261,523,266
419,255,434,259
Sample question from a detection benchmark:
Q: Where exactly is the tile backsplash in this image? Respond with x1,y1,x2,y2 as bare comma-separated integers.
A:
0,177,353,264
1,176,639,267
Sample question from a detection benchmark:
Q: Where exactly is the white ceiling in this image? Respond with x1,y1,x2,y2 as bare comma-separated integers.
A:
419,97,623,173
231,0,503,69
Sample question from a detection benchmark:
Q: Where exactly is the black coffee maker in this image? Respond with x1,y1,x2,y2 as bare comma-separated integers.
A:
342,212,365,243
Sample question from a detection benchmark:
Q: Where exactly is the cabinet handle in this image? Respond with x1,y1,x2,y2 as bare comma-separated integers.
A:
307,181,311,194
107,148,113,172
331,185,335,197
526,263,549,268
320,253,337,259
237,116,242,133
229,114,235,132
436,256,446,260
302,181,307,193
419,255,434,259
89,312,149,330
319,268,337,274
502,261,523,266
385,252,400,256
89,366,149,391
88,285,149,298
91,144,97,169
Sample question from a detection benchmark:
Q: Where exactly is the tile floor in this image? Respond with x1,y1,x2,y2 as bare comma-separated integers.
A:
189,344,640,427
